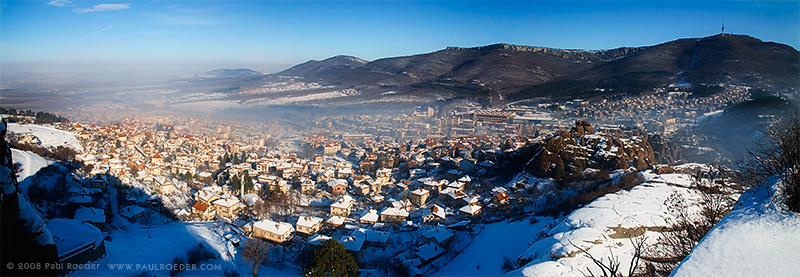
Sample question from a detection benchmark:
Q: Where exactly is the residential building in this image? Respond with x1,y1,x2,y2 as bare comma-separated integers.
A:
295,216,323,235
252,219,295,243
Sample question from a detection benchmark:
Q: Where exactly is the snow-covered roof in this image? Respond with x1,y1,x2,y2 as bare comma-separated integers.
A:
253,219,294,235
327,178,347,188
69,195,92,204
120,205,146,219
308,234,332,246
458,175,473,182
364,229,390,244
416,242,445,262
296,216,323,228
380,207,409,218
73,207,105,223
459,203,482,215
330,195,354,209
425,204,446,219
47,219,102,257
421,227,454,245
213,196,240,208
360,209,379,223
338,233,365,252
411,188,429,196
326,215,345,226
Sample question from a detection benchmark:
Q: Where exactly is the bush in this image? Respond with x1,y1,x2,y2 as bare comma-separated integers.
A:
303,239,359,277
170,257,185,277
749,114,799,212
187,243,217,265
222,268,241,277
645,173,734,275
502,256,517,272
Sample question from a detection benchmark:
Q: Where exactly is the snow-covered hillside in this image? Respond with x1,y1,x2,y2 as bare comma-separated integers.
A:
71,222,299,276
433,218,554,276
504,171,703,276
673,176,800,276
11,148,50,183
7,123,83,152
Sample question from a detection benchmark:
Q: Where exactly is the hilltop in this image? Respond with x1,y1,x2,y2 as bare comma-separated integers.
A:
265,34,798,106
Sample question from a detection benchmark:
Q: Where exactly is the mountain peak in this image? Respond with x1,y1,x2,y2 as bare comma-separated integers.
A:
276,34,797,104
323,55,368,64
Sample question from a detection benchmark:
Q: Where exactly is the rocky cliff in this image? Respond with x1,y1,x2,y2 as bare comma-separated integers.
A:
525,121,656,179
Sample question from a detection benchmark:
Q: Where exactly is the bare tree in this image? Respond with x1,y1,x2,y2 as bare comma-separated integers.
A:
645,171,734,275
241,239,270,277
569,230,648,277
748,114,800,212
626,235,648,277
570,241,621,277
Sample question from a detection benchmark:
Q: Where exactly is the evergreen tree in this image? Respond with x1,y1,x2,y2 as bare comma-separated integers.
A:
258,183,276,200
216,172,227,187
231,174,241,192
223,152,231,165
184,172,194,183
303,239,359,277
243,171,254,192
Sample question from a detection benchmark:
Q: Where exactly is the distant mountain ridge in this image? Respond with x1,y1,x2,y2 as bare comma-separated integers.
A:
202,68,264,78
272,34,798,104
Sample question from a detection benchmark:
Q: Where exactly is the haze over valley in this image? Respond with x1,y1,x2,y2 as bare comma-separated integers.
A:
1,1,798,277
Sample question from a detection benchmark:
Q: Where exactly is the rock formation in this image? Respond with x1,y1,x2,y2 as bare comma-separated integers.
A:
525,121,656,179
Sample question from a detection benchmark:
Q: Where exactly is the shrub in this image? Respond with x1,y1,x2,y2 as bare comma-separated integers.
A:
645,173,734,275
502,256,517,272
303,239,359,277
170,257,185,277
749,114,799,212
187,243,217,265
222,268,241,277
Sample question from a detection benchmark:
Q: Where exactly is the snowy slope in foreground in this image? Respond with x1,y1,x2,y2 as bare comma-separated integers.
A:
11,148,50,182
433,218,554,276
508,171,701,276
8,123,83,152
673,177,800,276
71,222,299,276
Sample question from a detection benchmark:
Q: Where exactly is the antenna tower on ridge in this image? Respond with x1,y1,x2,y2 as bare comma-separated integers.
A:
721,17,725,36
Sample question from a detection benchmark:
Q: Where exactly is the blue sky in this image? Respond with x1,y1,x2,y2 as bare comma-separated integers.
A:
1,0,798,74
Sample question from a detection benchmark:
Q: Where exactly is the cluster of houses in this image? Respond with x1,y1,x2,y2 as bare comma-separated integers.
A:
48,119,530,274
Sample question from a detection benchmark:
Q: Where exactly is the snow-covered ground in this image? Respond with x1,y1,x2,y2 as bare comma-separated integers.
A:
434,218,554,276
7,123,83,152
71,222,299,276
11,148,50,182
506,171,702,276
673,176,800,276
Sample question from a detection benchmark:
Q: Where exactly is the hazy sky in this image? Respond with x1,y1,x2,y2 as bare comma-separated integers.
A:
1,0,798,75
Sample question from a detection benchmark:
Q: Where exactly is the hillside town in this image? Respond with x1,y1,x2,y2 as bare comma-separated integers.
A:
7,112,543,275
0,83,761,274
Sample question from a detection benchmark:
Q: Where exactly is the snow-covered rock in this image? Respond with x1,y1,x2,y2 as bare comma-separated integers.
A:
673,176,800,276
509,170,704,276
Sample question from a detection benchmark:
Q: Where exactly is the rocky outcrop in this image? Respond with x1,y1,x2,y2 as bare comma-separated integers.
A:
525,121,656,179
648,134,682,164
